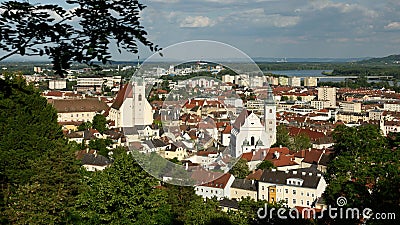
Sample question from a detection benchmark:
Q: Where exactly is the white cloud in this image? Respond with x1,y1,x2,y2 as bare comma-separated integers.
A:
308,0,378,18
179,16,215,28
384,22,400,30
232,8,300,28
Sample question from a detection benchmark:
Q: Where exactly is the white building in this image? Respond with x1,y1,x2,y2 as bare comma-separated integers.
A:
339,102,361,113
195,173,235,200
278,77,289,86
230,87,276,158
318,87,336,108
108,78,153,128
49,98,108,122
49,79,67,90
258,169,327,208
384,103,400,112
304,77,318,87
289,77,301,87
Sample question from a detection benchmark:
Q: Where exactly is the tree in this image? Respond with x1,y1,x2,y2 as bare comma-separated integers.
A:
0,74,63,212
75,153,173,224
324,125,400,224
92,114,107,134
3,140,82,224
291,133,312,152
77,121,92,131
272,124,291,148
0,0,160,76
229,158,250,179
256,160,275,170
88,138,113,157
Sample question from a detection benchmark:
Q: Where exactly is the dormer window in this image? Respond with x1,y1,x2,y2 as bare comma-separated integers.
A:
286,178,304,186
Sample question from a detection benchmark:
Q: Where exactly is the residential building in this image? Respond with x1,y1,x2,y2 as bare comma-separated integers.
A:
339,102,361,113
258,169,327,208
278,77,289,86
289,77,301,87
384,103,400,112
195,173,235,200
318,87,336,108
304,77,318,87
230,178,258,201
49,79,67,90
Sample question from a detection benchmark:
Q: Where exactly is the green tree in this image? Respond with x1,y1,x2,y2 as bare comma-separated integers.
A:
291,133,312,152
272,124,291,148
229,158,250,179
324,125,400,224
256,160,275,170
3,140,82,224
0,0,160,76
78,121,92,131
92,114,107,134
75,153,173,224
0,75,63,212
88,138,113,157
183,197,232,225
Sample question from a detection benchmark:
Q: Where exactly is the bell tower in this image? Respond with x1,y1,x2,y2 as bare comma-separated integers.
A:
264,85,276,147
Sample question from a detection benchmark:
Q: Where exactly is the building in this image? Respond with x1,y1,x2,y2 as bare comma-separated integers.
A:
108,78,153,128
317,87,336,108
278,77,289,86
304,77,318,87
339,102,361,113
384,103,400,112
258,169,327,208
230,87,276,158
289,77,301,87
195,173,235,200
230,178,258,201
76,77,104,92
49,79,67,90
49,98,108,122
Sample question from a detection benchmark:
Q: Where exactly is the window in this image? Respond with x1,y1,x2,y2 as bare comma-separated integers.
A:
262,195,265,199
270,189,274,193
293,199,296,204
307,192,309,197
269,121,272,124
312,194,314,198
269,109,272,113
71,114,73,117
285,198,288,203
285,189,288,194
262,186,264,191
271,197,275,202
307,201,310,206
251,136,255,146
293,190,296,195
138,94,142,101
301,200,304,205
301,192,303,196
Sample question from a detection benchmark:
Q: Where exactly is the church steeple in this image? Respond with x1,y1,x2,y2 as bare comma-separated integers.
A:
265,85,274,105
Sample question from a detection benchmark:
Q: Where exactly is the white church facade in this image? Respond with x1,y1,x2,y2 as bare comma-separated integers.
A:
109,78,153,128
230,86,276,158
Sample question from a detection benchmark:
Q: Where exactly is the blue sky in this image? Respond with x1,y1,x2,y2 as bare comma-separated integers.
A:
2,0,400,60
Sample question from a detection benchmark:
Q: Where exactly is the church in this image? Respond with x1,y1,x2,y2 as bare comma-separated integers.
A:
108,77,153,128
230,86,276,158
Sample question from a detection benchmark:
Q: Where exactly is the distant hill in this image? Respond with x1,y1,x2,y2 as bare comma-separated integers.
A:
358,54,400,64
252,57,368,63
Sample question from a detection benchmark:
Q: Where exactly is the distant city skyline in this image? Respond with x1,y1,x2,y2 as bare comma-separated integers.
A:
1,0,400,61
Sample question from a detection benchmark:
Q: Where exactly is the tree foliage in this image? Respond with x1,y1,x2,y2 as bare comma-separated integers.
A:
0,0,160,76
75,153,172,224
92,114,107,134
229,158,250,179
324,124,400,224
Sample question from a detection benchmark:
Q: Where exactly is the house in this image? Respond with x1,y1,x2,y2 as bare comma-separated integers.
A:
241,147,298,171
230,178,258,201
258,169,327,208
159,143,187,161
194,173,235,200
79,151,111,171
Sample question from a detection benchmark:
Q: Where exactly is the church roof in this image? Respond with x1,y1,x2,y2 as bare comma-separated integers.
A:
232,109,250,130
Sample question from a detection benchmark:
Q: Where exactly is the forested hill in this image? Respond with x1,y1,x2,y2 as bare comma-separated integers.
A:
358,54,400,64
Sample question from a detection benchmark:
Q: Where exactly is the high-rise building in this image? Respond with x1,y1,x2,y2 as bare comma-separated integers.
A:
318,87,336,108
304,77,318,87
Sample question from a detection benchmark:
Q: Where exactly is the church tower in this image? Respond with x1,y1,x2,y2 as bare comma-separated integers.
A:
264,85,276,147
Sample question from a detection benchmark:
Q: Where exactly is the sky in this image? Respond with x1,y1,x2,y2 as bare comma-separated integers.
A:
2,0,400,61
